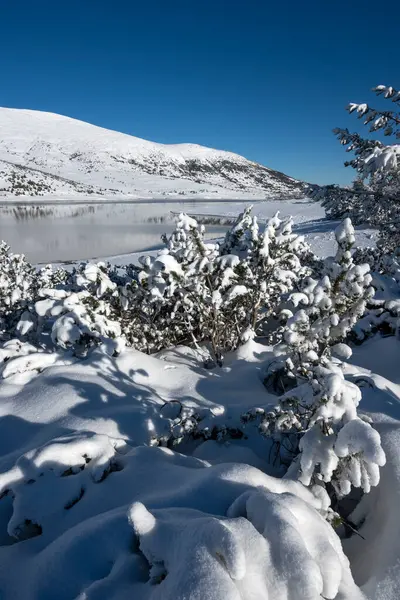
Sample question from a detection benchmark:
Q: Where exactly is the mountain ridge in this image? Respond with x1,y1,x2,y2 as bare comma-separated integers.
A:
0,107,310,199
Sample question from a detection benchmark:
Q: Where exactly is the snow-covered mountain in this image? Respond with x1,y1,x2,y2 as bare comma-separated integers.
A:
0,108,309,200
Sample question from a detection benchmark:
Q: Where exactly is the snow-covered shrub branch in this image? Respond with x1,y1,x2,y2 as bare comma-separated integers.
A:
315,84,400,253
0,242,38,337
348,245,400,342
243,219,385,500
348,84,400,140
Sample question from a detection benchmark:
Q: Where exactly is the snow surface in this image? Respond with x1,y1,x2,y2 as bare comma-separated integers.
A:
0,107,307,200
0,342,366,600
0,331,398,598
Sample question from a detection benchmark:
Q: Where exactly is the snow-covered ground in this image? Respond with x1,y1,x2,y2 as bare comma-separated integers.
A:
1,196,398,600
0,341,363,599
0,336,398,599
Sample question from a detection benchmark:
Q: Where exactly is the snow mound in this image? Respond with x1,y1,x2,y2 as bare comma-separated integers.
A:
0,442,363,600
0,432,127,539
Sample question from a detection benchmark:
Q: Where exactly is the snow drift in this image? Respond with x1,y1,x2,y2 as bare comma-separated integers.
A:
0,345,365,600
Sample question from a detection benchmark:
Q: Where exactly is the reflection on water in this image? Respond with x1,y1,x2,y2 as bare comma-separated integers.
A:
2,205,96,221
0,202,240,264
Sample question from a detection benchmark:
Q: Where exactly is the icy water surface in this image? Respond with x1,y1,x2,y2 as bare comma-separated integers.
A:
0,198,354,264
0,201,247,264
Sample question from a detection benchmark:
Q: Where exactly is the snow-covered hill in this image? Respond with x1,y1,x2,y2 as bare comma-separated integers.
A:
0,108,309,200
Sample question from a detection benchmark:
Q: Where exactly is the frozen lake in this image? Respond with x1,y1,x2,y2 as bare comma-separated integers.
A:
0,198,375,264
0,201,252,264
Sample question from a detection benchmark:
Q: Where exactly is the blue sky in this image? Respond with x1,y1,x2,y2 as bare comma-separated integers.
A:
0,0,397,185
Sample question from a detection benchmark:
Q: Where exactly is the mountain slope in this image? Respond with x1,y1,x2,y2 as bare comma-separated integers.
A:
0,108,309,199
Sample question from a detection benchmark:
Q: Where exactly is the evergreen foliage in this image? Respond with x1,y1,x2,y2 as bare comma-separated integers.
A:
315,84,400,253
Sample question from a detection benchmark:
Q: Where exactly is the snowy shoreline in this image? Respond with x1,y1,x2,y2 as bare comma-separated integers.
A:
0,195,295,206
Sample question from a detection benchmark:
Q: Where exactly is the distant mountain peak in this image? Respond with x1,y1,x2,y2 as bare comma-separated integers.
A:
0,107,309,200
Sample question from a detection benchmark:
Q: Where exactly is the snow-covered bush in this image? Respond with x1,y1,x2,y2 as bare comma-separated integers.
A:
350,246,400,339
118,209,312,361
243,219,385,501
0,242,37,337
41,262,123,356
8,261,123,357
